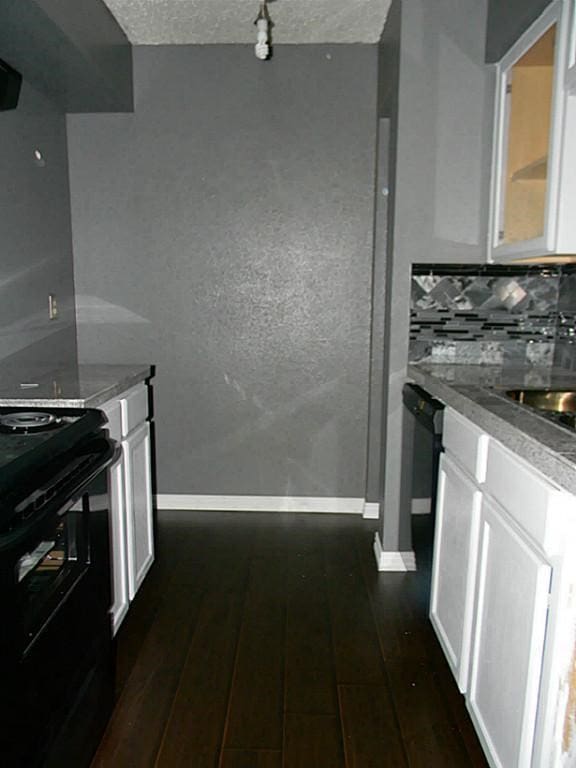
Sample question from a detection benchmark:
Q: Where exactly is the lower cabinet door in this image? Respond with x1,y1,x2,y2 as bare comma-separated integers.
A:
430,453,482,692
123,422,154,600
101,398,130,635
467,497,551,768
109,455,130,634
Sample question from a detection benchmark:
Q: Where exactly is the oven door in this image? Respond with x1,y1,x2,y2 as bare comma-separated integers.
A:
0,436,120,768
16,500,91,652
0,437,119,653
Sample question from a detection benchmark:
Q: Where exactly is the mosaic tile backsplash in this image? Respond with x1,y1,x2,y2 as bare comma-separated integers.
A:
410,264,576,367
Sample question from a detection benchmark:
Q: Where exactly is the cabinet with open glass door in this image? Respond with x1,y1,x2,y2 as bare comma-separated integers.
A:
566,0,576,92
488,0,576,262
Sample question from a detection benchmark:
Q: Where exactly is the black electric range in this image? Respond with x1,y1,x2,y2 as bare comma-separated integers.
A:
0,405,120,768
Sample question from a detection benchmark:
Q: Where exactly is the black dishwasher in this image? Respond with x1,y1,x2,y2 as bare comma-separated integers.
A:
402,383,445,517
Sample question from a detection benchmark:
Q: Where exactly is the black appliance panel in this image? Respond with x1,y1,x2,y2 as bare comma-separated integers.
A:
0,405,119,768
0,407,106,522
402,383,445,518
0,57,22,110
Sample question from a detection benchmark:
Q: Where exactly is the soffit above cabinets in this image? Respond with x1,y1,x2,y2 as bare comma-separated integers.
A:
100,0,392,44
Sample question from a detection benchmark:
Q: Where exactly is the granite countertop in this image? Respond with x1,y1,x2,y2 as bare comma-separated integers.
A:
0,364,153,409
408,362,576,496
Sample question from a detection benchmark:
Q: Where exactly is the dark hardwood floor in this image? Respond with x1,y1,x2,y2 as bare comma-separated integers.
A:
91,511,489,767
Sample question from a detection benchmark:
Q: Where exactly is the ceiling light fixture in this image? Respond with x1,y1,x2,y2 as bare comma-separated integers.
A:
254,1,271,60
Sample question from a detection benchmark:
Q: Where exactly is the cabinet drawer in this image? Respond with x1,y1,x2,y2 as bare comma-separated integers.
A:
100,399,122,441
120,384,148,437
485,440,568,553
443,409,489,482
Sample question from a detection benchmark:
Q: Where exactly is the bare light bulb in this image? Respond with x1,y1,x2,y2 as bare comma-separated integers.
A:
255,18,269,59
254,2,270,60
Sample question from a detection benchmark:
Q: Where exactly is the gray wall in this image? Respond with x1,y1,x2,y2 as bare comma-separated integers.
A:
378,0,493,551
364,118,390,503
68,45,378,498
485,0,552,62
0,76,77,373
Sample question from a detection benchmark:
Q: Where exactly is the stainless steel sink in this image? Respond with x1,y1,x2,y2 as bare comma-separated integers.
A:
504,389,576,413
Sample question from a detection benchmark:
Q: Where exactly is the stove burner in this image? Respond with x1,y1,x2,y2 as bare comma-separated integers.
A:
0,412,64,434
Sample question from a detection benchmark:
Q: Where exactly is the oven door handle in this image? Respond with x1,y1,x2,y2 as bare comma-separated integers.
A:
0,439,120,553
14,456,94,516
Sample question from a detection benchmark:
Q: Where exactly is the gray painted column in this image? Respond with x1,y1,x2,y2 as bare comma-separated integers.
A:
378,0,493,561
365,119,390,505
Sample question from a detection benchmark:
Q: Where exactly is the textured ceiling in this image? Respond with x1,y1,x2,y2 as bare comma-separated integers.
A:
101,0,392,44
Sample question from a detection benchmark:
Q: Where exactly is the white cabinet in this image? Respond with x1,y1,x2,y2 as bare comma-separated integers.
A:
101,382,154,634
567,0,576,92
468,496,551,768
482,440,576,768
430,409,488,693
488,0,576,261
106,412,130,632
432,406,576,768
123,422,154,600
430,453,482,693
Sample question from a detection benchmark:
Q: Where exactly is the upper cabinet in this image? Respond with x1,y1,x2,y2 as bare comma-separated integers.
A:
488,0,576,261
0,0,133,113
567,0,576,91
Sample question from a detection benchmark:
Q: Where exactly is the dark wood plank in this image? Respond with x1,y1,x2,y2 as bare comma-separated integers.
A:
153,515,256,765
114,561,165,695
363,575,446,664
115,515,246,694
338,684,408,768
223,528,287,750
154,588,247,764
91,583,205,768
114,521,190,694
92,512,491,768
284,537,338,715
355,528,437,664
323,530,386,684
284,713,345,768
402,720,478,768
375,607,444,662
93,515,246,768
385,659,472,766
432,654,490,767
220,749,282,768
357,518,489,766
159,750,218,768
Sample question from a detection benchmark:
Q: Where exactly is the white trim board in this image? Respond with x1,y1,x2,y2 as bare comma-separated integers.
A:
373,532,417,572
156,494,375,515
362,502,379,519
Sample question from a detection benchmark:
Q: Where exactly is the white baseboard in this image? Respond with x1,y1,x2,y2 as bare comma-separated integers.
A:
411,497,431,515
362,502,380,519
373,532,417,572
155,494,367,514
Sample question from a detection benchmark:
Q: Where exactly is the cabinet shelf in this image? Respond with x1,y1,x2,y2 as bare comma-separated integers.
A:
511,155,548,181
